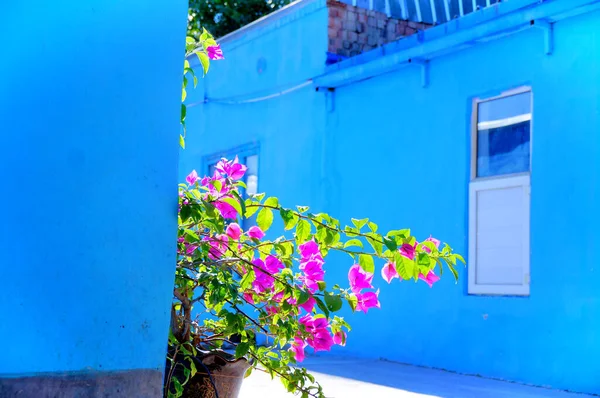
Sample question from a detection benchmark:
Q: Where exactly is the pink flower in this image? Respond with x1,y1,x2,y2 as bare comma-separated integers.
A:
299,296,316,313
226,223,242,240
207,45,224,60
307,328,334,352
423,236,441,253
356,290,380,313
186,170,199,185
348,264,374,293
206,234,228,259
289,337,307,362
265,255,284,273
298,240,320,258
214,200,237,219
266,306,278,316
419,271,441,288
272,290,285,303
400,242,417,260
243,291,255,304
333,331,346,346
215,157,246,180
381,262,399,284
247,226,265,240
185,244,198,255
252,258,275,294
201,172,229,195
299,314,314,328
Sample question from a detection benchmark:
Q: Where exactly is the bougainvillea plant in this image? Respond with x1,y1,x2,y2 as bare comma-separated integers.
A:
165,159,464,397
167,28,463,398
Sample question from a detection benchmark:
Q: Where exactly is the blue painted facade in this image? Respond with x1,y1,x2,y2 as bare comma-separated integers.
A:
181,0,600,395
0,0,186,392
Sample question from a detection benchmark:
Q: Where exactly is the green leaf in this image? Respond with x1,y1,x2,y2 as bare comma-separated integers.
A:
455,253,466,264
245,201,260,218
346,294,358,312
196,51,210,75
344,239,363,249
358,254,375,274
181,87,187,102
181,104,186,123
232,190,246,218
388,229,410,238
314,297,330,318
417,252,430,266
211,178,223,193
448,260,459,281
366,233,383,255
264,197,279,208
295,219,311,242
256,208,274,231
394,253,414,279
324,292,343,312
235,342,250,358
179,134,185,149
222,196,242,216
367,221,378,233
351,218,369,230
296,206,309,213
296,289,310,306
383,236,397,251
173,378,183,395
317,280,326,291
244,367,253,378
280,209,299,230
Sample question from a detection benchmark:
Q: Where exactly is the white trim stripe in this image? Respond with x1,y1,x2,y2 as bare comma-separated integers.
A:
477,113,532,130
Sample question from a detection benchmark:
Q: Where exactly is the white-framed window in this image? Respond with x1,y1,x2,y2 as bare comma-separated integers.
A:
468,88,532,296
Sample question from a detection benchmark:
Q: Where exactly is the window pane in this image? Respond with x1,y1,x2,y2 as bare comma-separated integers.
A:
477,121,530,178
478,92,531,123
245,155,258,196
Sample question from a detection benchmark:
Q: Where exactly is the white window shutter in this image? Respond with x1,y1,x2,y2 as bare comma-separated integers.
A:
468,175,530,295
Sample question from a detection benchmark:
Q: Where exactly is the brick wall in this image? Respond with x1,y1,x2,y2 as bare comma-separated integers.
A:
327,0,430,58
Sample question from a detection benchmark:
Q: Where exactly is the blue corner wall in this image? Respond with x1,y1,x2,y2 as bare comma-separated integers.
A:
0,0,186,387
181,0,599,395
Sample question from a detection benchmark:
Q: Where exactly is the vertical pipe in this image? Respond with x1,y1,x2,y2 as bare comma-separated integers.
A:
414,0,422,22
443,0,451,22
486,0,491,7
472,0,477,12
352,0,357,6
459,0,464,16
430,0,437,24
399,0,408,19
385,0,391,16
369,0,374,11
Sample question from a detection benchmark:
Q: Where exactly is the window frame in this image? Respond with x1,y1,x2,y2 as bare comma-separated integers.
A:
468,87,532,296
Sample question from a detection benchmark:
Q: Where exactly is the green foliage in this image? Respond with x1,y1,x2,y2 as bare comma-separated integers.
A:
188,0,294,39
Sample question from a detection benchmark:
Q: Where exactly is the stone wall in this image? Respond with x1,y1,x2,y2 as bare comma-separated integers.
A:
327,0,430,58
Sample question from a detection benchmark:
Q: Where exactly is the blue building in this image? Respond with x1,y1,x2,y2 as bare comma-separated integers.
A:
1,1,186,396
181,0,600,395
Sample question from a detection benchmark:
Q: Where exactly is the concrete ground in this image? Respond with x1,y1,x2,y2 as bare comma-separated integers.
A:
239,356,596,398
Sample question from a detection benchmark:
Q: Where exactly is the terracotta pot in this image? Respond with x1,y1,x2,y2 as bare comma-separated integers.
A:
182,353,251,398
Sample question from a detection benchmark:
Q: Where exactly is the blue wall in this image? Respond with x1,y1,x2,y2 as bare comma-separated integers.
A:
181,0,599,394
0,0,186,383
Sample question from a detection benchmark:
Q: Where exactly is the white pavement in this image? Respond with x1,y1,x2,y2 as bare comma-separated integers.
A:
239,356,596,398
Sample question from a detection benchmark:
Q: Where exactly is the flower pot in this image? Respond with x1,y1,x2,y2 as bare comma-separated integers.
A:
182,352,251,398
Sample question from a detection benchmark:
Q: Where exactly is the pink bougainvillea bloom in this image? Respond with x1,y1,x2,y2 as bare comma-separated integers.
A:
333,331,346,346
298,313,314,328
243,291,255,304
266,306,278,316
265,255,284,273
247,226,265,240
225,223,242,240
206,234,228,259
400,242,417,260
215,157,247,181
290,337,307,362
298,240,320,258
356,290,381,313
419,270,441,288
348,264,374,293
207,45,224,60
299,296,316,313
272,290,285,303
214,200,238,219
186,170,199,185
381,261,399,284
307,328,334,352
422,236,441,253
185,244,198,255
251,258,275,294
